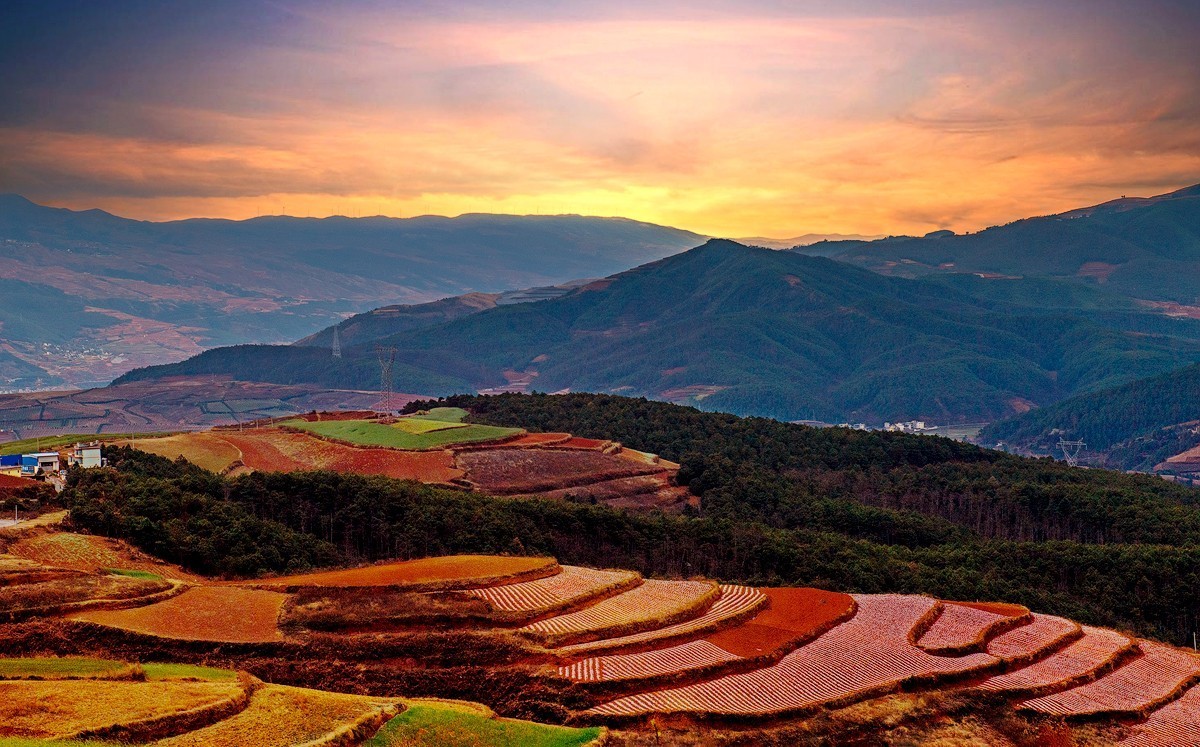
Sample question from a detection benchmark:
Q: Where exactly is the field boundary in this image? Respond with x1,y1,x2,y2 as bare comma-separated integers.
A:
971,631,1140,699
71,673,260,742
294,701,403,747
3,579,190,624
236,558,560,594
918,602,1033,656
533,581,722,649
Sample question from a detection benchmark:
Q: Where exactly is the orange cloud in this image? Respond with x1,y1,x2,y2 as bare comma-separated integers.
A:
2,2,1197,237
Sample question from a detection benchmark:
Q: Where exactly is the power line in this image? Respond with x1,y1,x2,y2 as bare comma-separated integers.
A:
376,345,397,413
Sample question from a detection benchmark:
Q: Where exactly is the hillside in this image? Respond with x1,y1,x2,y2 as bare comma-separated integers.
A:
0,194,702,389
981,363,1200,472
119,240,1200,423
817,183,1200,305
6,395,1200,743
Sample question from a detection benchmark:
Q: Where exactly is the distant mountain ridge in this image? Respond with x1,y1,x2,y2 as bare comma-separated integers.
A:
0,194,702,389
813,182,1200,304
118,239,1200,423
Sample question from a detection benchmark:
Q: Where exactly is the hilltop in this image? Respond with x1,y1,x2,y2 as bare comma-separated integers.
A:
0,194,701,389
119,239,1200,423
816,182,1200,305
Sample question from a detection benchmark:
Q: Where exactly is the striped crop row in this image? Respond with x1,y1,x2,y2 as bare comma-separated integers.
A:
560,639,740,683
977,625,1132,693
466,566,637,613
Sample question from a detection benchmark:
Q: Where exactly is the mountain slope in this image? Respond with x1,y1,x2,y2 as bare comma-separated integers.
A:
981,363,1200,471
0,194,702,389
815,183,1200,304
118,240,1200,423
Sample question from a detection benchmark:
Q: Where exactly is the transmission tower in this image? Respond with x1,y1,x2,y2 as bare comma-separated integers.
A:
1057,439,1086,467
376,345,397,413
331,325,342,359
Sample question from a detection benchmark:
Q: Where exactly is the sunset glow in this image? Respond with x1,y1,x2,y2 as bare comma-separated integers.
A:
2,0,1198,236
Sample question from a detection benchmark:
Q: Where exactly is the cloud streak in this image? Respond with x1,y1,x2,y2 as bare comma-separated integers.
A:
0,0,1197,236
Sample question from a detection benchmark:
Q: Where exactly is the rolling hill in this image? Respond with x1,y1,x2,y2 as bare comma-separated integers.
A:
815,182,1200,305
0,194,702,389
117,240,1200,424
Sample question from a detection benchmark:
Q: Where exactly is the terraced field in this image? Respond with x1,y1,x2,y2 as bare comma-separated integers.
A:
281,418,521,449
7,534,1200,743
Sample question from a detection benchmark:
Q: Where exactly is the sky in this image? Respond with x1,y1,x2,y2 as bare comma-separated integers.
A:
1,0,1198,237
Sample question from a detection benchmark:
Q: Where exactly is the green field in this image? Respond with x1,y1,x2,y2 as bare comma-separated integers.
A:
281,419,520,450
417,407,469,423
104,568,163,581
366,700,601,747
391,417,467,435
141,662,238,681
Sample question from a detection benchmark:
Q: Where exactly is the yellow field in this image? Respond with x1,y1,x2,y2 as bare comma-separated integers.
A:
121,433,242,473
154,684,399,747
0,680,243,739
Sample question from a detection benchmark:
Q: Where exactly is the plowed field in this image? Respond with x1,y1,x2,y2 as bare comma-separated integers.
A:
558,585,769,657
918,602,1025,654
563,639,741,683
521,579,717,644
467,566,638,614
73,586,286,642
458,448,663,494
588,594,995,718
121,432,242,473
1022,641,1200,716
155,684,399,747
1121,682,1200,746
0,679,244,739
978,625,1132,693
236,555,557,590
706,587,856,658
986,614,1081,660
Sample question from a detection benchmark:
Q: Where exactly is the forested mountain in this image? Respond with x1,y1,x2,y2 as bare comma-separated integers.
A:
814,183,1200,304
0,194,701,389
982,363,1200,471
70,393,1200,645
118,240,1200,423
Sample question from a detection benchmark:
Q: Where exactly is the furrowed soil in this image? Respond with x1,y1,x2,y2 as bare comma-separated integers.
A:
705,588,856,657
457,448,664,494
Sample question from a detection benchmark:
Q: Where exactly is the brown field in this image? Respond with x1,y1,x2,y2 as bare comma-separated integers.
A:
706,587,856,658
0,573,171,618
0,679,244,739
0,474,40,489
457,448,663,494
73,586,287,642
235,554,558,591
154,683,400,747
7,532,201,580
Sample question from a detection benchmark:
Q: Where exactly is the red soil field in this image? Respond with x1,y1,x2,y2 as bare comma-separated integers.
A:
587,594,995,718
466,566,638,613
521,579,716,642
1021,641,1200,717
978,625,1133,693
563,640,740,683
73,586,286,643
558,585,770,657
958,601,1029,617
234,555,557,590
1121,680,1200,746
217,430,463,483
487,432,572,447
706,587,855,658
918,602,1026,654
548,437,609,450
456,448,662,494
